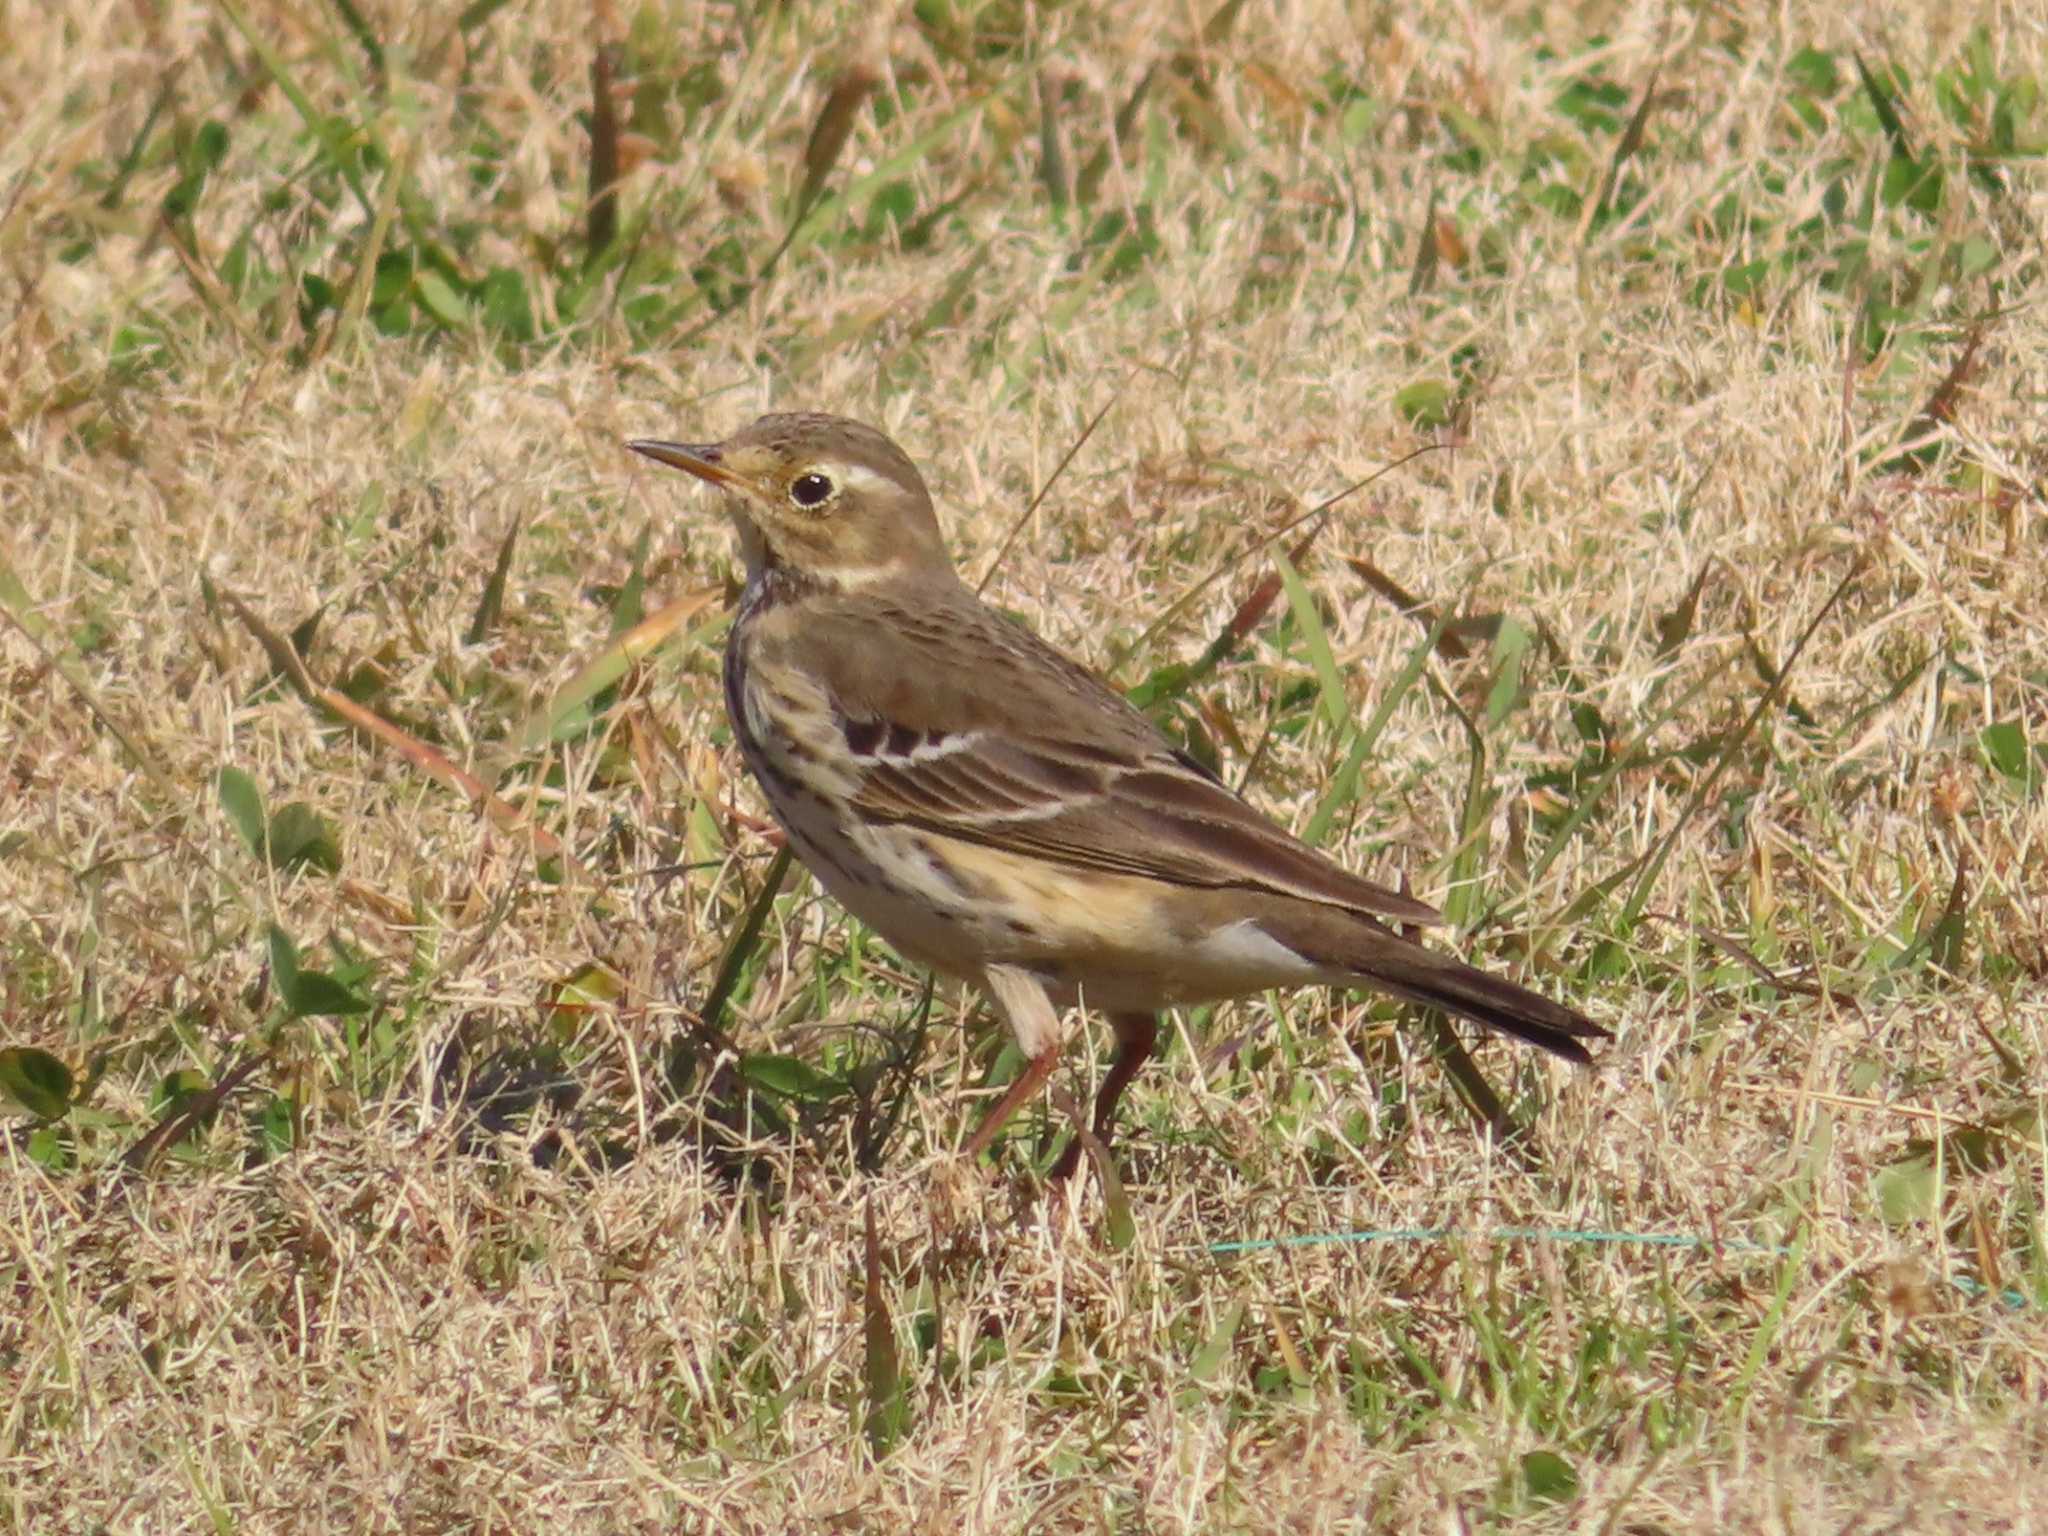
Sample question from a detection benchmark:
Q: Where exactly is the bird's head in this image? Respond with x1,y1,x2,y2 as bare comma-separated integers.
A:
630,412,950,589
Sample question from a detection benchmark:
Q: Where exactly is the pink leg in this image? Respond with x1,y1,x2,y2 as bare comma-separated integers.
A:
962,1046,1061,1160
1050,1011,1159,1182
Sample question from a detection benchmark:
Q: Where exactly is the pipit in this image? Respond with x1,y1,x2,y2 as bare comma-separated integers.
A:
630,413,1606,1179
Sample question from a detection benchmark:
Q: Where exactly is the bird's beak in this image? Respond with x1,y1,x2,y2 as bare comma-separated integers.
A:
628,439,752,493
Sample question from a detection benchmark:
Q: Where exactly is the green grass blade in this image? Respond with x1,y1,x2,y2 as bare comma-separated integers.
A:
1303,611,1449,847
1272,549,1348,736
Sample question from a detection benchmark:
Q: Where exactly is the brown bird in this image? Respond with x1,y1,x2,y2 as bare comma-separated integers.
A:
630,413,1605,1180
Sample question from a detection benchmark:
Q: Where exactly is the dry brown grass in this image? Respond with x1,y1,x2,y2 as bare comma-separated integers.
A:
5,0,2047,1529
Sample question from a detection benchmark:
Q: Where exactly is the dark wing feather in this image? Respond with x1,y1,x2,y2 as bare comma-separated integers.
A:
776,582,1444,928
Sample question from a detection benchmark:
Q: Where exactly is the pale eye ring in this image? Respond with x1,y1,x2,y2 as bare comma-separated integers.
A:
789,471,835,509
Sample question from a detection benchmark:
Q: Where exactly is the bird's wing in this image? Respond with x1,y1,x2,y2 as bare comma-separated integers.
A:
776,584,1444,928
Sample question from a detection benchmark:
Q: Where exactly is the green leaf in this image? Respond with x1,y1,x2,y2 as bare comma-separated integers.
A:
267,924,371,1017
299,271,338,325
1876,1154,1938,1225
148,1068,212,1117
265,802,342,875
162,119,231,219
26,1125,70,1171
1957,236,1998,277
479,267,535,342
1124,660,1192,711
188,119,231,174
218,767,267,856
863,178,917,238
1927,878,1968,975
1188,1299,1245,1382
110,325,169,377
862,1200,909,1455
371,248,413,310
1786,46,1840,96
540,961,625,1027
0,1046,74,1119
1881,152,1944,214
611,523,651,636
1097,1154,1137,1251
1483,616,1532,726
413,267,472,328
1981,720,2041,793
1393,379,1452,429
267,925,303,997
1721,258,1770,298
739,1053,837,1101
1555,77,1628,131
258,1094,298,1154
1339,97,1375,146
288,970,372,1017
1522,1450,1580,1503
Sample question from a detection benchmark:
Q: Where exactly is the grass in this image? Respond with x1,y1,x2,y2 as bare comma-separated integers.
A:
4,0,2047,1527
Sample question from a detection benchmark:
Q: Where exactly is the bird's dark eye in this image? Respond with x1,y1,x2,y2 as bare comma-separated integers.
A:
788,471,835,509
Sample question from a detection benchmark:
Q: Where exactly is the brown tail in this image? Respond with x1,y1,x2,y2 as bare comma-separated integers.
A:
1263,901,1608,1064
1354,943,1606,1063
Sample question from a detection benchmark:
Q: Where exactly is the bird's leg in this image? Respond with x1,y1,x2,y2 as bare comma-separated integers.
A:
1049,1011,1158,1183
961,1047,1061,1160
963,964,1065,1161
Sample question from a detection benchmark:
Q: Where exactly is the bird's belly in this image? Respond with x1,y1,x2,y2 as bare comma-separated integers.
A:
768,796,999,979
728,686,989,976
